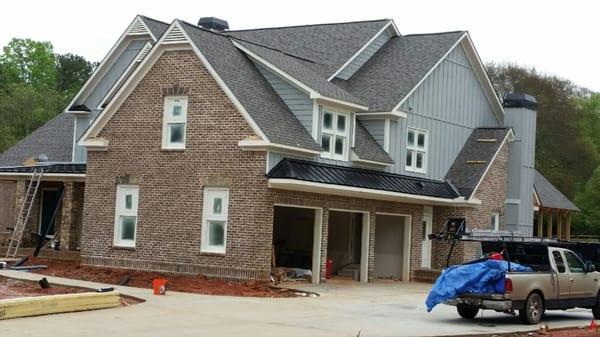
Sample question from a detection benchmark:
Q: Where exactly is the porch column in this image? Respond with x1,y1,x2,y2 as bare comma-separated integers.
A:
59,182,74,250
547,210,553,238
565,213,572,241
557,211,563,240
319,205,330,283
537,210,544,238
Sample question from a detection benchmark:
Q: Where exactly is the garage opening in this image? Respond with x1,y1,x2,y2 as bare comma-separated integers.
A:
272,206,322,283
327,210,369,282
374,214,411,281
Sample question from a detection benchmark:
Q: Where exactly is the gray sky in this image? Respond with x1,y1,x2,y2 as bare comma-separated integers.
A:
1,0,598,91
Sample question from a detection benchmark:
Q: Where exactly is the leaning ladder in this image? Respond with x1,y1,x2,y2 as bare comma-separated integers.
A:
5,168,44,258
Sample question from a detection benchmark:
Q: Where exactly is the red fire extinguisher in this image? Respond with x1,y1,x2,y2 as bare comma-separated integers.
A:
326,257,333,279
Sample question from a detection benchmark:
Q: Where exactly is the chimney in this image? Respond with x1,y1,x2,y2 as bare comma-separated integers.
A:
198,17,229,32
503,93,537,235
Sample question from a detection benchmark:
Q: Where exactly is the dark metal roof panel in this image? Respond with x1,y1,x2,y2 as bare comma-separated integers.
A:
268,158,458,199
0,163,86,174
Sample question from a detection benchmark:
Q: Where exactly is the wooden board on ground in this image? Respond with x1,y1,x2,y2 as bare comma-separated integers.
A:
0,258,21,263
0,291,121,320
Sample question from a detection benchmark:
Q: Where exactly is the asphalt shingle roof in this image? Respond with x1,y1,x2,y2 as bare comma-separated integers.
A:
140,16,169,40
268,158,459,199
444,127,510,198
534,170,579,211
0,113,74,167
228,19,391,78
333,31,465,112
353,120,393,164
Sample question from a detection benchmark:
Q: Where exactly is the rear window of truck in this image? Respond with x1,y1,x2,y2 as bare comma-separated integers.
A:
552,251,566,273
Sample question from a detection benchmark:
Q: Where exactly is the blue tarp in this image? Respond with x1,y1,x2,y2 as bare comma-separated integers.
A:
425,260,532,312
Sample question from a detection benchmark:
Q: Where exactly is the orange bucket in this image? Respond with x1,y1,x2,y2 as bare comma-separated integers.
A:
152,278,167,295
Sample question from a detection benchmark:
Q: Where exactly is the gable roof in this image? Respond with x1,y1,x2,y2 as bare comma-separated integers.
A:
534,170,579,211
445,127,511,198
0,113,74,167
333,31,466,112
140,16,169,40
227,19,391,78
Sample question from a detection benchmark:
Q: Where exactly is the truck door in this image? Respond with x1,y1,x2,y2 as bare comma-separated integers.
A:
551,250,570,299
564,250,597,306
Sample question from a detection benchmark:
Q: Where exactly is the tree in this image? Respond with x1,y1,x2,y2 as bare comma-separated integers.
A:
56,53,94,100
0,38,57,89
574,165,600,234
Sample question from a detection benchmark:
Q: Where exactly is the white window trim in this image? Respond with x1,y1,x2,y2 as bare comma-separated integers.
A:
201,187,229,254
405,127,428,174
320,108,351,161
162,96,188,150
113,185,139,248
491,211,500,232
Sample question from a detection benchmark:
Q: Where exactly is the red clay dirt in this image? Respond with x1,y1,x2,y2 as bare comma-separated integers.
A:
26,257,300,297
0,276,85,300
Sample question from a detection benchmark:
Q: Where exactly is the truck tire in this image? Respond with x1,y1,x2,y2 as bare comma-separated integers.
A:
519,292,544,324
457,304,479,319
593,292,600,319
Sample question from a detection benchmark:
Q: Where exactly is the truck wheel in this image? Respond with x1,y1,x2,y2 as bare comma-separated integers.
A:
593,292,600,319
457,304,479,319
519,293,544,324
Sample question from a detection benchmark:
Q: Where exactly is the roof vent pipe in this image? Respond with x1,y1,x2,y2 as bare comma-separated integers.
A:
198,17,229,32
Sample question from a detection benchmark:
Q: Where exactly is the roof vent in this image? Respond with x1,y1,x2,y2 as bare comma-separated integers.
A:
198,17,229,32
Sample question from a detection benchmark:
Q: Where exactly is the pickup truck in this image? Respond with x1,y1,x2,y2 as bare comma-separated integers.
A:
446,246,600,324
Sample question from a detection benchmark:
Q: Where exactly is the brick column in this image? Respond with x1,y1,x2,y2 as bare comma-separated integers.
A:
59,182,74,250
319,205,330,283
367,209,377,281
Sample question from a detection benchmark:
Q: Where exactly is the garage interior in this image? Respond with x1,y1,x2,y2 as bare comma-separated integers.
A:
327,210,364,281
272,206,317,282
374,214,410,281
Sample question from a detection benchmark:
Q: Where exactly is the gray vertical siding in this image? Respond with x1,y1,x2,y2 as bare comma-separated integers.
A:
391,45,501,179
360,119,385,147
73,115,92,162
83,39,147,109
255,63,313,135
336,29,392,80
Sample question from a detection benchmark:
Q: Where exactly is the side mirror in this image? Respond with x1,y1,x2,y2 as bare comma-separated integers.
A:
586,262,596,273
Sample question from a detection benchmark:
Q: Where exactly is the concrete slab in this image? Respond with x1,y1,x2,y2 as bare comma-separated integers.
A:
0,271,593,337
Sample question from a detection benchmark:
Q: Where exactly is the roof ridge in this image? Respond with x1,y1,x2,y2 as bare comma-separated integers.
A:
402,30,466,37
139,15,169,25
228,18,391,33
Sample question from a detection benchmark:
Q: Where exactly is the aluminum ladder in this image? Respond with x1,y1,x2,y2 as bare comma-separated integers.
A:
5,168,44,258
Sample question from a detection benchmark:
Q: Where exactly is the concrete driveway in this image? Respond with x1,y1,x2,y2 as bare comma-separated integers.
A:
0,270,593,337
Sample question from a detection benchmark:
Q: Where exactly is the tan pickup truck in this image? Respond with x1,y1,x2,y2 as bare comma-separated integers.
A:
446,246,600,324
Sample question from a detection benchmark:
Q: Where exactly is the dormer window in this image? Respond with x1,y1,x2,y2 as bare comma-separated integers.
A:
162,96,188,150
406,127,428,173
320,109,349,160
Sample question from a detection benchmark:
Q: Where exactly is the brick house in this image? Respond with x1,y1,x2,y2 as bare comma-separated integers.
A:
0,16,579,283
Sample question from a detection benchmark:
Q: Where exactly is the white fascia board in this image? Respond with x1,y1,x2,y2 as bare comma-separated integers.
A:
78,137,108,151
0,172,86,181
268,178,480,207
392,32,468,113
327,20,398,81
80,20,269,146
233,40,368,112
65,15,155,114
356,111,407,120
238,139,320,156
469,130,512,198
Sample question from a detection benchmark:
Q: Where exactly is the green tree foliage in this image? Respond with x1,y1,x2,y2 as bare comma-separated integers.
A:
487,63,598,199
0,38,94,153
575,166,600,234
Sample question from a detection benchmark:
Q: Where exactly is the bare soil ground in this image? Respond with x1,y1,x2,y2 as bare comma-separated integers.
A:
26,257,300,297
0,276,85,300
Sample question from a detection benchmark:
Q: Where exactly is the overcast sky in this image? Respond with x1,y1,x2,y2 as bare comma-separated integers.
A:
1,0,598,91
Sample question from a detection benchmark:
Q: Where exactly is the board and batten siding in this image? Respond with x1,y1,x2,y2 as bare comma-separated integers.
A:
255,63,313,135
392,44,501,180
336,29,393,80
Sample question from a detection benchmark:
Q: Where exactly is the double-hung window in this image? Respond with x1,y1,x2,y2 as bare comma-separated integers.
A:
490,212,500,231
114,185,139,247
201,188,229,253
162,96,188,149
321,109,349,160
406,128,428,173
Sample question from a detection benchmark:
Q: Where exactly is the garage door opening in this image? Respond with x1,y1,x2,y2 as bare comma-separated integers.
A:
327,210,369,282
374,214,411,282
273,206,322,283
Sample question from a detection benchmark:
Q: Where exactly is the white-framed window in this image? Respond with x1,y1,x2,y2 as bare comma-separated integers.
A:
113,185,139,247
201,187,229,253
491,211,500,232
162,96,188,149
406,128,428,173
320,109,350,160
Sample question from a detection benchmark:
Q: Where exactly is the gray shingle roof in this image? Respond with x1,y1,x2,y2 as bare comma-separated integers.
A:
0,113,74,167
140,16,169,40
445,127,510,198
228,20,391,78
180,21,321,151
234,40,366,106
534,170,579,211
353,120,393,164
333,31,465,112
